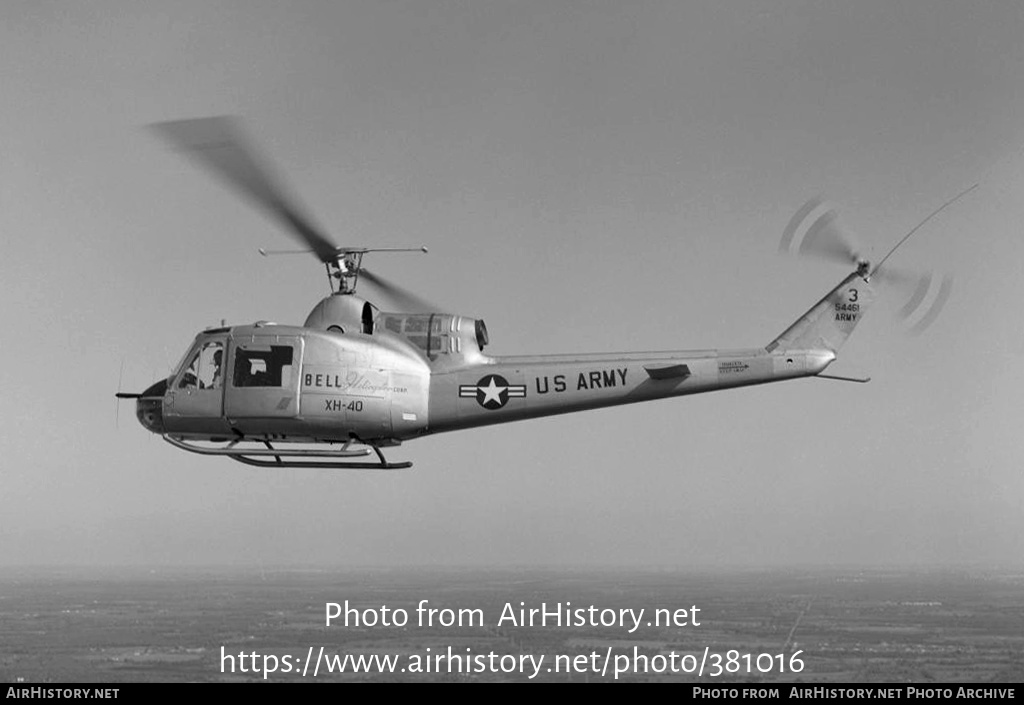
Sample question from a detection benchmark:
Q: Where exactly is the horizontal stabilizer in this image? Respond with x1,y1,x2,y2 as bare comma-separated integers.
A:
644,364,691,380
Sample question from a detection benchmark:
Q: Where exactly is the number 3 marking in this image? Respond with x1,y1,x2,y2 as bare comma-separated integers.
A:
848,289,859,302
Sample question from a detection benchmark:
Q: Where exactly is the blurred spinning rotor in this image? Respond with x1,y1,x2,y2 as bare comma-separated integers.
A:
778,186,976,335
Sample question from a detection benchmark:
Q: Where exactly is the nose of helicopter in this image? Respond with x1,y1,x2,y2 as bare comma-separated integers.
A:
135,379,168,434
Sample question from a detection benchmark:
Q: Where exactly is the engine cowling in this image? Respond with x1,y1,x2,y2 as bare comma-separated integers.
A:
376,312,489,360
304,294,376,334
304,295,490,362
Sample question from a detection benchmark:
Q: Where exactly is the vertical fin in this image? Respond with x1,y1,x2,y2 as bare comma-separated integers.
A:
767,272,874,353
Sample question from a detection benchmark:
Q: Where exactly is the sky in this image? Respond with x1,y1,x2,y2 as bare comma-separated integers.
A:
2,0,1023,568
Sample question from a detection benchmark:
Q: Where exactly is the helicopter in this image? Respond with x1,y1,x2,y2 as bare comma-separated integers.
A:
118,117,970,469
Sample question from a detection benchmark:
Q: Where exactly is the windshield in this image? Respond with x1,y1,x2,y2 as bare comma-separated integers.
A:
172,336,228,388
170,342,197,380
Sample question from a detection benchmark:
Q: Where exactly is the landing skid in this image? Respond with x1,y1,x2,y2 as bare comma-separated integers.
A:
162,435,413,469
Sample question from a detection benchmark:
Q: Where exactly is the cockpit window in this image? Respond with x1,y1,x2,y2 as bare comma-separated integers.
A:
177,342,224,390
232,344,294,388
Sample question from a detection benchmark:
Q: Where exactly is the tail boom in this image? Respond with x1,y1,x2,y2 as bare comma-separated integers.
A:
420,271,868,436
424,347,836,435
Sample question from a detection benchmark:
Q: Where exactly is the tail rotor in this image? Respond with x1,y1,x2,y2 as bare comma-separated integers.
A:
779,195,866,269
779,186,975,334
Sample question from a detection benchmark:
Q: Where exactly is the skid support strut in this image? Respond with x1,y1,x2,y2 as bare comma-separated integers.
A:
162,435,413,469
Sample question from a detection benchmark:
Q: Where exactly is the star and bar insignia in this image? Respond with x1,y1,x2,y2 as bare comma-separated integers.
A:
459,374,526,410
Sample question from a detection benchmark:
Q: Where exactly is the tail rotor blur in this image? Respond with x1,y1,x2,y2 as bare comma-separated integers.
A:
779,195,865,269
779,187,975,334
896,270,955,336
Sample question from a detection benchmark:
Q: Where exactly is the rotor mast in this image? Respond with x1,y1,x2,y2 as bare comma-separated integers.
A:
330,252,361,295
322,247,428,296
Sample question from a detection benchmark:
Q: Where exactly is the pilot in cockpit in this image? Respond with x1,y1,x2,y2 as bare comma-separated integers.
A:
209,349,223,389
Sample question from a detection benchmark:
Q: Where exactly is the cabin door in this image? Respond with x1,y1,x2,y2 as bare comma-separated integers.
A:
224,335,303,418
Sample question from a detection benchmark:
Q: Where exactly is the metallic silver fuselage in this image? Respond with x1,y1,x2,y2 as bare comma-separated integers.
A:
150,323,832,443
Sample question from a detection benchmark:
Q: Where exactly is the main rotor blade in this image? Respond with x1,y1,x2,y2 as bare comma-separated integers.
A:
871,183,978,276
151,116,340,263
360,268,440,314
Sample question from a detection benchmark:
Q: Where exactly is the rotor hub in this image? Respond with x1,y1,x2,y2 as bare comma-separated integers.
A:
328,252,365,295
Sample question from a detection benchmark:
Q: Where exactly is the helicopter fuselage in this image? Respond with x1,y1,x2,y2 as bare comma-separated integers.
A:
134,292,842,450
